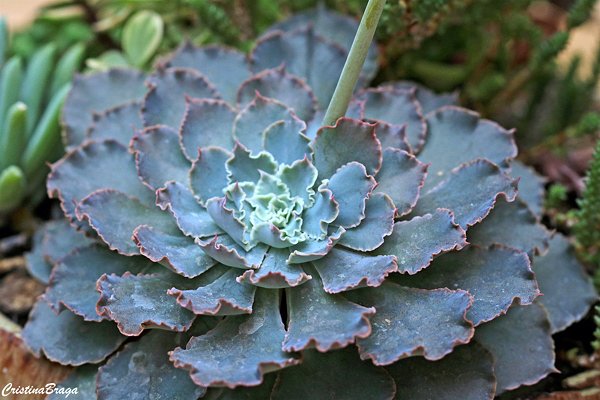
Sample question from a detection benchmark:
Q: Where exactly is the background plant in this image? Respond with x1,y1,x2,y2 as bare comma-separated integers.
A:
0,18,80,220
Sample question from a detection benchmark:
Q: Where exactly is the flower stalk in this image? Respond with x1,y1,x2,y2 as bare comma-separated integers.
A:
321,0,387,127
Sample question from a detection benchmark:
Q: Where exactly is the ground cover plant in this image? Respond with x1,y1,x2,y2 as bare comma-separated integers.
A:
17,2,598,399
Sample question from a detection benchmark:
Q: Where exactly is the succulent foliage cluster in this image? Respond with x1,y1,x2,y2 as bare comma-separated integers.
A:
574,141,600,253
23,7,597,399
0,19,83,216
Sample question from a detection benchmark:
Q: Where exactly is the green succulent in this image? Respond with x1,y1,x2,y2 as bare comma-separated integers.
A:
22,7,596,399
0,18,84,217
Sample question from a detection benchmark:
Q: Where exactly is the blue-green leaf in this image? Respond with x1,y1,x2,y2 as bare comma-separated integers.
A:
189,147,232,205
233,93,293,154
44,244,153,321
338,193,396,251
251,27,346,109
180,98,237,158
76,189,180,255
393,245,539,326
131,125,191,190
48,139,155,221
85,101,143,145
327,162,377,229
314,118,381,181
237,247,311,288
346,282,474,364
418,107,517,190
238,65,317,123
62,69,147,149
226,141,277,183
373,148,427,217
97,271,200,336
197,234,268,269
156,181,222,238
170,288,300,388
372,209,467,274
164,42,250,106
142,68,220,129
410,159,518,229
355,87,426,153
271,347,395,400
263,117,312,166
283,268,374,352
169,267,256,315
312,247,397,293
133,226,218,278
23,300,126,366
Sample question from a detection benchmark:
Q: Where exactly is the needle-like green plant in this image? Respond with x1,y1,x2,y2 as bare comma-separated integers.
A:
0,18,83,218
21,4,597,399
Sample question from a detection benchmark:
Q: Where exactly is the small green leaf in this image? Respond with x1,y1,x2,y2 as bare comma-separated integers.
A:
0,56,24,133
0,166,26,213
50,42,85,96
0,17,7,67
0,102,27,171
21,83,70,178
85,50,130,72
19,43,56,136
122,10,164,68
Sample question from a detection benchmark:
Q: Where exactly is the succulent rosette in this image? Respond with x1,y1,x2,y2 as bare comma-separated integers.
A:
23,8,596,400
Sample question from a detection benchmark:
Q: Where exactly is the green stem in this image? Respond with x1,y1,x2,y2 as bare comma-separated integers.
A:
321,0,386,127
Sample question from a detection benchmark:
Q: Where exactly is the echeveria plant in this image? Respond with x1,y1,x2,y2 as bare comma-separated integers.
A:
23,6,597,399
